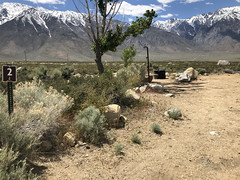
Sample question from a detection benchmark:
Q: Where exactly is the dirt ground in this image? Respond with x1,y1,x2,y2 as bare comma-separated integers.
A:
39,73,240,180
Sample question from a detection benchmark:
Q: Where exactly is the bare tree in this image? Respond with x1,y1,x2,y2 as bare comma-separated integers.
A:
73,0,157,74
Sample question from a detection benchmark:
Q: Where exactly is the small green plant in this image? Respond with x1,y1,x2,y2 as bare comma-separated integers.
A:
75,106,107,145
0,146,37,180
151,123,162,135
114,143,124,155
61,66,74,79
121,44,137,67
196,68,206,75
28,66,48,80
131,133,141,144
47,68,62,79
166,108,182,120
117,64,145,87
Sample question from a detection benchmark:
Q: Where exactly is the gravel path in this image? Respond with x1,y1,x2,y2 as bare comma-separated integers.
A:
40,74,240,180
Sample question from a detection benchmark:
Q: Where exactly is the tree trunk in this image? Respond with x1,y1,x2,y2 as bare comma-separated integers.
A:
95,49,104,75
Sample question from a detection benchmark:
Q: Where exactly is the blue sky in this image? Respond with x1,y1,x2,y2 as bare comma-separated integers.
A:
2,0,240,22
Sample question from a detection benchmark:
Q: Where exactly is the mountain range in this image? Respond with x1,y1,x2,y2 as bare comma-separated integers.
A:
0,2,239,62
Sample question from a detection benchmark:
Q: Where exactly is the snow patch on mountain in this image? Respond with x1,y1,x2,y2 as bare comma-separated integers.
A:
0,2,31,25
0,2,85,30
153,6,240,33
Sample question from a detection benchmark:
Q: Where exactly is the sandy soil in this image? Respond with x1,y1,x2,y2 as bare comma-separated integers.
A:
39,73,240,180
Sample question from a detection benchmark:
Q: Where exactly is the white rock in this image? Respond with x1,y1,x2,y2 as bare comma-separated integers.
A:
139,85,148,93
184,67,198,80
73,73,81,77
148,83,164,93
125,89,140,101
104,104,121,128
217,60,230,66
17,67,22,71
210,131,219,135
166,93,174,97
176,73,190,82
63,132,76,147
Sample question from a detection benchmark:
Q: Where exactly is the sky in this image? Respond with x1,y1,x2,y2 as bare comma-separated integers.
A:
1,0,240,22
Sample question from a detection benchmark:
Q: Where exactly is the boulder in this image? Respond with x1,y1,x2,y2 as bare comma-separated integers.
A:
217,60,230,66
184,67,198,80
63,132,76,147
176,73,190,82
148,83,164,93
125,89,140,101
104,104,121,128
118,115,127,129
223,69,234,74
139,85,148,93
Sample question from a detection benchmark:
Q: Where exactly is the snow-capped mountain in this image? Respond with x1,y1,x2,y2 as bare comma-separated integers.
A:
153,6,240,40
0,2,85,28
0,2,239,62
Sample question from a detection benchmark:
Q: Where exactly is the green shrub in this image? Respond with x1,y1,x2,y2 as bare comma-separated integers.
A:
166,108,182,120
151,123,162,135
114,143,124,155
0,93,37,179
196,68,207,75
237,63,240,71
117,64,145,87
0,146,36,180
75,106,107,145
121,44,136,67
28,66,48,80
131,133,141,144
47,68,62,79
61,66,74,79
9,80,73,141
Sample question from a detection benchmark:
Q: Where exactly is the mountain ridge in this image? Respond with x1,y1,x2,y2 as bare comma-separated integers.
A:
0,2,239,62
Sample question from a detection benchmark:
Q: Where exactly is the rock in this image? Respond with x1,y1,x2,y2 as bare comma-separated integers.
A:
75,141,86,148
133,87,140,93
118,115,127,129
148,83,164,93
184,67,198,80
104,104,121,128
176,73,190,82
113,72,117,77
63,132,76,147
125,89,140,101
139,85,148,93
165,72,169,78
217,60,230,66
223,69,234,74
209,131,219,135
73,73,81,77
40,140,53,152
151,101,158,105
17,67,22,72
166,93,174,97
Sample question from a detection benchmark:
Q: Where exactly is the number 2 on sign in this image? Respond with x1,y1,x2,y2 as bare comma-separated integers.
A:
7,68,12,76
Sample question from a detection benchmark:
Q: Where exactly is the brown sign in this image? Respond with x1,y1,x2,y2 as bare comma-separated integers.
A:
2,65,17,82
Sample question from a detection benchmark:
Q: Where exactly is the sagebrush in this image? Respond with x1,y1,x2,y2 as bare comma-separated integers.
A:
75,106,107,145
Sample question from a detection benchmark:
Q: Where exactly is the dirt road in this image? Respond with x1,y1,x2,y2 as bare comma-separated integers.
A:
40,73,240,180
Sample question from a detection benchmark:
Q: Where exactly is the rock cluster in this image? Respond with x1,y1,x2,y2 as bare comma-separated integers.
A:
176,67,199,82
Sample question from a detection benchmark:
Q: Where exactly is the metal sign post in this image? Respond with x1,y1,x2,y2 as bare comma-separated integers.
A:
144,46,150,83
2,65,17,115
